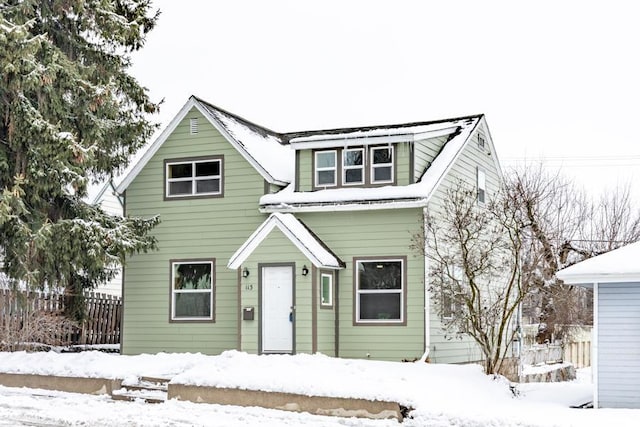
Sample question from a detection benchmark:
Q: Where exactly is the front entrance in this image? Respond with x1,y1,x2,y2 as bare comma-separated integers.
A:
261,265,293,353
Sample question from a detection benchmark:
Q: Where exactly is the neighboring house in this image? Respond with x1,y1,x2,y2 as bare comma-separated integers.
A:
116,95,503,363
557,241,640,409
86,180,124,296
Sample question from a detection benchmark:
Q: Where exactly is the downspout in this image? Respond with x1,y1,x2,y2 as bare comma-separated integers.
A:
420,206,431,362
593,282,599,408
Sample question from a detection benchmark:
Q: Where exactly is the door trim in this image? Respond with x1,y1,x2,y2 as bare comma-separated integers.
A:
258,262,295,354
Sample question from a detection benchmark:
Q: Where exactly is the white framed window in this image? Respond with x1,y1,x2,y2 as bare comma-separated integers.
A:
442,266,464,319
355,258,405,323
166,157,223,198
477,168,486,204
171,260,214,321
315,150,337,187
320,272,333,307
478,135,485,150
342,148,364,185
370,146,394,184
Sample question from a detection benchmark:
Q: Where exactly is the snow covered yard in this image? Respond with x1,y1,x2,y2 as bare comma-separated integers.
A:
0,350,637,426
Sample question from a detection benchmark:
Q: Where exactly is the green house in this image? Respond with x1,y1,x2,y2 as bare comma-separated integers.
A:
116,96,503,363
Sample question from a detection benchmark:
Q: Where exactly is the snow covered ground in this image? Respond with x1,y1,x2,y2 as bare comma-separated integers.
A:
0,350,637,426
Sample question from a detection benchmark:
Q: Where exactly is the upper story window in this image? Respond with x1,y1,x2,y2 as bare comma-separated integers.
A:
165,156,223,199
313,145,395,189
370,146,394,184
190,118,199,134
478,135,485,150
477,168,486,204
343,148,364,185
315,150,337,187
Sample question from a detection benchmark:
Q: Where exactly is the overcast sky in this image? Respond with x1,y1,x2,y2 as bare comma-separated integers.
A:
129,0,639,197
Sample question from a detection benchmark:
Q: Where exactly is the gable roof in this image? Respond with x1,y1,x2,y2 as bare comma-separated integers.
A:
557,240,640,284
116,96,294,193
228,213,345,270
260,115,490,212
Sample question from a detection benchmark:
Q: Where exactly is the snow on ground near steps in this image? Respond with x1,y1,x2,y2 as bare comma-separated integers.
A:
0,350,638,426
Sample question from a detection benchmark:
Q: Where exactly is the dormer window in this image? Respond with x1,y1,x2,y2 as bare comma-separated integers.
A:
371,146,394,184
315,151,337,187
343,148,364,185
313,145,396,189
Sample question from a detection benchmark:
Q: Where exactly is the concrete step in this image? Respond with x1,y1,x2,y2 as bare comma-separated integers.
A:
110,376,171,404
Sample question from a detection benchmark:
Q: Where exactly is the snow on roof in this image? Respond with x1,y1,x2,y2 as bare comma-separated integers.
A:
288,122,459,147
117,96,294,193
260,116,481,212
197,99,294,184
557,240,640,284
228,212,344,270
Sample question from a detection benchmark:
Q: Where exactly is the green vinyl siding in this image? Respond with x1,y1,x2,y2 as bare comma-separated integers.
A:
295,142,412,192
239,228,314,354
297,209,425,362
122,107,268,355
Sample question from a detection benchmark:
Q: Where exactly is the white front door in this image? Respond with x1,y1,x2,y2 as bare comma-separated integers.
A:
262,266,293,353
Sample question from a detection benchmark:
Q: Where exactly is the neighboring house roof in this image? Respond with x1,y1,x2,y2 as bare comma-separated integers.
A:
117,96,294,193
260,115,495,212
557,240,640,284
228,213,345,270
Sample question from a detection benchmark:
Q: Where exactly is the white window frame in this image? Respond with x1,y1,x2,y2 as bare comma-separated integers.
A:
355,258,405,324
320,272,333,307
370,146,394,184
477,168,486,204
166,158,222,198
314,150,337,187
342,148,365,185
171,260,214,321
477,134,485,150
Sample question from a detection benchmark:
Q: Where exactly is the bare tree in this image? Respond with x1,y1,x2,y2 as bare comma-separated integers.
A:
507,165,640,340
414,181,527,375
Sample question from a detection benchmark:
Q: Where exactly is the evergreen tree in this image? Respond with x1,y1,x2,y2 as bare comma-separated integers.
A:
0,0,160,319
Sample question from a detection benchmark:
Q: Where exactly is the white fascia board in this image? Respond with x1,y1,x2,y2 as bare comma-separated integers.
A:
228,214,342,270
260,198,428,213
289,126,458,151
419,121,479,204
558,273,640,285
290,134,412,150
117,97,289,193
196,105,286,186
117,97,199,193
478,116,504,182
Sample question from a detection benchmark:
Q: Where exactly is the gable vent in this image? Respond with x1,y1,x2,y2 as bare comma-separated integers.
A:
190,118,198,134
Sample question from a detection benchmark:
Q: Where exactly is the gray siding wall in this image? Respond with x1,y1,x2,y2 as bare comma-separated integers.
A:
426,121,500,363
413,135,448,182
598,283,640,409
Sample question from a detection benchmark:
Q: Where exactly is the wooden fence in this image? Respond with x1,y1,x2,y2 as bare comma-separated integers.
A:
0,289,122,348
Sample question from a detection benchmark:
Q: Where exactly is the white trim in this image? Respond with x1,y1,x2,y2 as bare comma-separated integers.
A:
320,272,333,306
228,213,343,270
342,147,365,186
370,146,394,184
355,258,405,324
314,150,337,188
593,281,599,408
260,198,428,213
289,126,458,149
117,97,289,194
166,158,222,198
421,207,431,361
171,260,214,321
557,273,640,284
117,97,200,193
